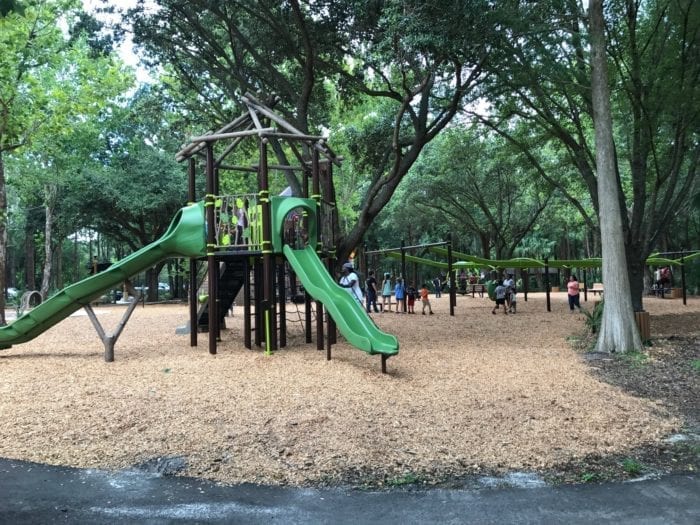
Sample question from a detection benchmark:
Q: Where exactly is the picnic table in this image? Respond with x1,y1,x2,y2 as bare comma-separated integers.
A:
459,283,486,298
589,283,604,296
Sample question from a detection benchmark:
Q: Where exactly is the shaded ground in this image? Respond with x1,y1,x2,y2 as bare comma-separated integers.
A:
553,311,699,485
0,293,697,488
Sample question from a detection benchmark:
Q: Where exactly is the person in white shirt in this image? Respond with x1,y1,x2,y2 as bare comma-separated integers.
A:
339,262,364,304
503,273,515,311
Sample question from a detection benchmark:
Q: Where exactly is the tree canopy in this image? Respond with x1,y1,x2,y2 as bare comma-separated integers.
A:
1,0,698,351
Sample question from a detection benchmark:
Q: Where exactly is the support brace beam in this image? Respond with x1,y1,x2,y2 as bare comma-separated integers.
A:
85,282,142,362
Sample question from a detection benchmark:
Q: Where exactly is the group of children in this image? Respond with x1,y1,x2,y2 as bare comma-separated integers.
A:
492,274,517,315
355,266,526,318
365,271,434,315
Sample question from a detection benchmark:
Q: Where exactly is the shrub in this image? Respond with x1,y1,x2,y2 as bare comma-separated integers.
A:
583,300,604,334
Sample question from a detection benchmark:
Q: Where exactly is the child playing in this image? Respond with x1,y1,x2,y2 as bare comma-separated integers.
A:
492,280,508,315
419,283,434,315
406,283,417,314
381,273,392,312
509,288,517,314
394,278,406,313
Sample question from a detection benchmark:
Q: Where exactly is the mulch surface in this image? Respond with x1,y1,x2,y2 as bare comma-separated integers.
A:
0,292,697,487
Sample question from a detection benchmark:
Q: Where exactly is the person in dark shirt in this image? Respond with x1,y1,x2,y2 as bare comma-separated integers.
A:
365,270,379,313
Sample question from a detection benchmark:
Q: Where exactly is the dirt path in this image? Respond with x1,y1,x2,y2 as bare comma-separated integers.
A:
0,292,697,486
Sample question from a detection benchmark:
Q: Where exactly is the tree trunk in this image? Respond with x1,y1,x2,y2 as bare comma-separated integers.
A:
0,151,7,325
626,243,646,312
55,242,63,290
146,263,164,302
590,0,642,354
25,219,36,291
40,199,54,300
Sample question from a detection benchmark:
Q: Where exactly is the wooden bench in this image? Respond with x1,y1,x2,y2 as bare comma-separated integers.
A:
589,283,604,296
457,284,486,297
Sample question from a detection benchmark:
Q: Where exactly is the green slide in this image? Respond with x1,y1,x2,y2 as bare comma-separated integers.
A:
0,202,206,349
283,245,399,356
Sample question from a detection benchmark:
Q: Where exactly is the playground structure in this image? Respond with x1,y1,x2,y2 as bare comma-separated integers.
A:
177,94,398,371
0,94,399,373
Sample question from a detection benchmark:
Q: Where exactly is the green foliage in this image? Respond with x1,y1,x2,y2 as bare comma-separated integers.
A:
621,458,644,476
392,126,556,258
80,86,189,250
580,472,599,483
387,472,420,487
1,0,136,297
482,0,700,313
692,359,700,373
620,351,649,369
583,300,604,335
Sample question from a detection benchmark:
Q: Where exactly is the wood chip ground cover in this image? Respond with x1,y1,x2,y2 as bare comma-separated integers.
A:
0,293,697,487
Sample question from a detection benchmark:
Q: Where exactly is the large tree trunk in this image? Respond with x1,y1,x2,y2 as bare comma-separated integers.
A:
590,0,643,354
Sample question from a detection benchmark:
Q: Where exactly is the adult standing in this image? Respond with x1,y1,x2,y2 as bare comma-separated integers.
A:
365,270,380,313
432,275,442,298
339,262,364,304
567,275,582,313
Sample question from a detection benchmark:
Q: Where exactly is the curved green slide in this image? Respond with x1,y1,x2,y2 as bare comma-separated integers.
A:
283,245,399,356
0,202,206,350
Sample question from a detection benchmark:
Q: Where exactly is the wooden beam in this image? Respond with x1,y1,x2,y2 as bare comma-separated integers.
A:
176,112,250,160
189,128,273,143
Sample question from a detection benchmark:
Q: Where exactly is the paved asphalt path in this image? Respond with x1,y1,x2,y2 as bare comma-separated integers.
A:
0,458,697,524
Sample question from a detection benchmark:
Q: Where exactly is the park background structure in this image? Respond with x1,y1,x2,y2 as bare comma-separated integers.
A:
363,241,699,315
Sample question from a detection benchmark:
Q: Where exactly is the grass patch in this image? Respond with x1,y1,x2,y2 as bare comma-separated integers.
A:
621,458,644,476
580,472,600,483
691,359,700,373
387,472,420,487
619,350,649,368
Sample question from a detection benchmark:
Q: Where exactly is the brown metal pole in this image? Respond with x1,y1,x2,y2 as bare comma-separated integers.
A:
259,139,274,354
254,260,263,347
278,259,286,348
205,145,217,354
243,256,252,349
680,251,687,306
544,257,551,312
316,300,324,351
447,235,455,316
188,158,198,347
400,240,406,313
311,149,322,252
305,292,313,344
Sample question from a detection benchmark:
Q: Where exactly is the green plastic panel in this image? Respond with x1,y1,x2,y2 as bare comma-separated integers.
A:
270,196,318,253
284,245,399,356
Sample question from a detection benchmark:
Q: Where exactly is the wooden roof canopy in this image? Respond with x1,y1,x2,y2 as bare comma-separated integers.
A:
174,93,342,171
